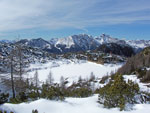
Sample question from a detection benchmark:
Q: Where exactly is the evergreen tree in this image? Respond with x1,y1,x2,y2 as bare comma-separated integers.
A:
46,70,54,86
98,75,140,111
33,70,40,94
89,72,95,81
60,76,65,90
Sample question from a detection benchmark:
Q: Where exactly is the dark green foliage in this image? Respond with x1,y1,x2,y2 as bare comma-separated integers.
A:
41,83,65,100
40,76,94,99
7,76,94,104
17,92,28,102
66,77,93,97
0,110,14,113
0,91,9,104
27,90,39,100
98,75,140,111
136,68,147,78
100,75,109,84
9,92,28,104
68,87,92,97
26,81,40,100
32,109,38,113
9,97,20,104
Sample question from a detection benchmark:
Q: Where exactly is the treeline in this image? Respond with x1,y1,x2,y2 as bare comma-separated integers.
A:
0,71,97,104
118,47,150,82
0,43,29,99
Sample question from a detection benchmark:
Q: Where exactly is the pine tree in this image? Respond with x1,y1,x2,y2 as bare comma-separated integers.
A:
89,72,95,81
60,76,65,89
46,70,54,86
33,70,40,94
98,75,140,111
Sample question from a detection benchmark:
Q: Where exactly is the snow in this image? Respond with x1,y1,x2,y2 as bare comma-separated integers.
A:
26,60,122,84
1,59,150,113
146,68,150,71
56,36,75,48
54,34,100,50
126,40,150,49
124,75,150,93
1,95,150,113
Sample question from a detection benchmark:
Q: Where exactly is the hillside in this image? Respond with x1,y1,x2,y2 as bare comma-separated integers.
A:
118,47,150,82
96,43,135,57
1,95,150,113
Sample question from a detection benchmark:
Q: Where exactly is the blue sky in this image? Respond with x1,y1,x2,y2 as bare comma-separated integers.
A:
0,0,150,40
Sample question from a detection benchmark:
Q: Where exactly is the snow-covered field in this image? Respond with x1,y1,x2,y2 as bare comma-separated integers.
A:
1,95,150,113
1,59,150,113
26,59,122,84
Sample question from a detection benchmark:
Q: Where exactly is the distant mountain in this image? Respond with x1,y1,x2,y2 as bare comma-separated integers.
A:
53,34,100,53
15,34,100,53
95,34,126,45
126,40,150,49
1,34,150,55
0,40,14,43
17,38,51,49
96,34,150,49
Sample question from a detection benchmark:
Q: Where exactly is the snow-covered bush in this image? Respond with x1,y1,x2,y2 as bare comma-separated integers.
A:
98,75,140,111
0,110,14,113
0,91,9,105
9,92,28,104
32,109,38,113
41,84,65,101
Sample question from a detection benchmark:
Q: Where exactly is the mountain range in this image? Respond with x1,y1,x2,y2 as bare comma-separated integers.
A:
0,34,150,54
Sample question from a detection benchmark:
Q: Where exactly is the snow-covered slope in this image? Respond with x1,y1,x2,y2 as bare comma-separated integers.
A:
1,34,150,54
22,38,52,49
54,34,100,52
95,34,150,49
1,94,150,113
52,33,150,54
126,40,150,49
30,34,150,53
55,36,75,48
95,34,126,45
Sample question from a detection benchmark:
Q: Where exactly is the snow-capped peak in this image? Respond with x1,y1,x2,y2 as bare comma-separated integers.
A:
126,39,150,49
55,36,75,48
54,34,100,50
95,34,126,45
